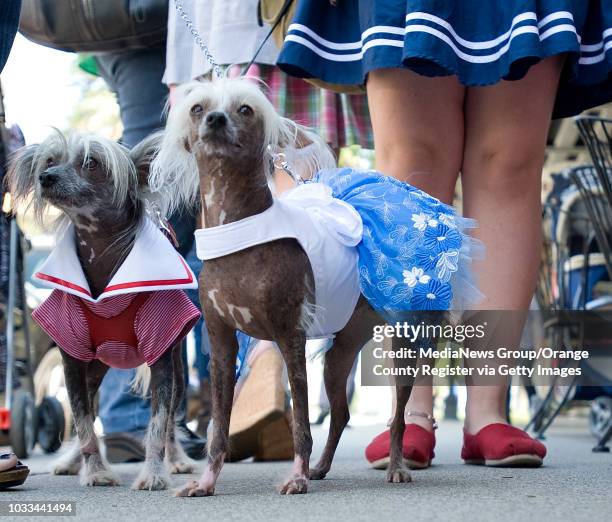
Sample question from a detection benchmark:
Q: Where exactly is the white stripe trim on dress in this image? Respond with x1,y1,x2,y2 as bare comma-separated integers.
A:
284,34,405,62
362,25,405,41
284,34,365,61
404,24,540,64
579,40,612,65
539,24,578,42
287,11,576,58
285,11,610,67
580,28,612,53
537,11,575,30
287,23,404,52
288,23,362,51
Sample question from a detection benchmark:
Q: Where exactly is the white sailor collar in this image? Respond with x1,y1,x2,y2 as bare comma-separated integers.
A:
34,216,197,303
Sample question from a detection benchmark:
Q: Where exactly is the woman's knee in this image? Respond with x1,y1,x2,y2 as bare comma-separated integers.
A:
366,68,464,202
463,141,544,201
375,137,460,203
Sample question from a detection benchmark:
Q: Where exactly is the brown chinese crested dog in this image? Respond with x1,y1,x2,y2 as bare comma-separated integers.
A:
7,132,198,490
151,78,416,496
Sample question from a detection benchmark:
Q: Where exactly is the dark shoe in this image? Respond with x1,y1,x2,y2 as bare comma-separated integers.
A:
103,429,147,464
0,453,29,490
104,423,207,463
176,420,207,460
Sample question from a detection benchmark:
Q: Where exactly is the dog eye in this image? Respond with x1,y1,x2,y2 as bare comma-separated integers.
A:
237,104,253,117
190,104,204,116
46,157,55,168
84,158,98,171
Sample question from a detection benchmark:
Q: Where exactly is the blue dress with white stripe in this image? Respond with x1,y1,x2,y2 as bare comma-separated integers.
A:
277,0,612,118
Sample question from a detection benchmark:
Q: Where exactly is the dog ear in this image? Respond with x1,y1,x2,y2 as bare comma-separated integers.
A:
130,131,164,187
149,127,199,218
6,143,40,210
275,117,336,179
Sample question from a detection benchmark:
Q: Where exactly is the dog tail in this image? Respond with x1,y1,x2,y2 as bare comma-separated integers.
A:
131,364,151,397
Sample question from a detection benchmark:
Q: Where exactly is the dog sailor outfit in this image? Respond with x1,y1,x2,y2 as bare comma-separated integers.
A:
32,217,201,369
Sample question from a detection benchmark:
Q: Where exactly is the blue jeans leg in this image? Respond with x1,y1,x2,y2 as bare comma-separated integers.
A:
194,319,211,381
185,242,210,381
95,47,168,149
97,369,150,433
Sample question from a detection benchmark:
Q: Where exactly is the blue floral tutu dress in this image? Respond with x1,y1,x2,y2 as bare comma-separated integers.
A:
311,168,484,318
229,168,484,377
277,0,612,118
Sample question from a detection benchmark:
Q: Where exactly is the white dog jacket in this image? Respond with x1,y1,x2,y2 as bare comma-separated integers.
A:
195,183,363,339
31,217,200,368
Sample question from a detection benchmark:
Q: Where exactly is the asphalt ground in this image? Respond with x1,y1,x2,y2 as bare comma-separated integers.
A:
1,418,610,522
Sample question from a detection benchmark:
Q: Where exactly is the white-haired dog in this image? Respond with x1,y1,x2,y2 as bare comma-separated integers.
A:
7,131,201,490
149,77,442,497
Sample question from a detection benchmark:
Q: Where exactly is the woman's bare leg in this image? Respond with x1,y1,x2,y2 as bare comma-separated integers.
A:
367,68,465,429
461,56,564,433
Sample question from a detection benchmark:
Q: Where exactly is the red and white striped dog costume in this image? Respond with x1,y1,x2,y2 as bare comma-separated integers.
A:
32,217,200,369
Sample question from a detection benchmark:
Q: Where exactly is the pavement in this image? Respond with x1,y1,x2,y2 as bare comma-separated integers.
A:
1,418,611,522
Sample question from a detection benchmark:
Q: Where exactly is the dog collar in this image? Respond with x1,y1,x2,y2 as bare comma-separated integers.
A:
34,217,197,303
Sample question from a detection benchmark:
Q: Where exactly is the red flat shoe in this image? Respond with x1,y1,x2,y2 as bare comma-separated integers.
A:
365,424,436,470
462,423,546,467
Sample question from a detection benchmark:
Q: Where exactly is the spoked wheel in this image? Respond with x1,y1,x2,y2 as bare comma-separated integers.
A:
37,396,65,453
9,390,38,459
590,396,612,440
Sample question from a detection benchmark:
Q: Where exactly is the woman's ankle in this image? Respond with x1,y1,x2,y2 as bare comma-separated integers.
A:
402,409,437,433
463,414,508,435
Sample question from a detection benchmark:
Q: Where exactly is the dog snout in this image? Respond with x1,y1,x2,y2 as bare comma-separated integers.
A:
205,111,227,129
39,169,60,188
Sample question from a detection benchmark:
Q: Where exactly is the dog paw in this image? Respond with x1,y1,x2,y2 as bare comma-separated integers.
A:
308,466,328,480
167,461,195,474
53,462,81,476
174,480,215,497
131,471,171,491
80,469,120,487
279,476,308,495
386,467,412,484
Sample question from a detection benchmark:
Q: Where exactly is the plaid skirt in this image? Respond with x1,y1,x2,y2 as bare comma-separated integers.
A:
227,64,373,150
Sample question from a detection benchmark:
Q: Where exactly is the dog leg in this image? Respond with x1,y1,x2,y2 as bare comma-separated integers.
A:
310,300,377,480
175,319,238,497
387,336,414,484
275,332,311,495
132,350,174,491
308,346,354,481
53,360,109,477
165,343,196,474
52,441,82,476
61,354,119,486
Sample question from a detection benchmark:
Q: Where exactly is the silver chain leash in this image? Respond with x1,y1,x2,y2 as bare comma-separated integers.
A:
269,148,305,185
172,0,222,79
